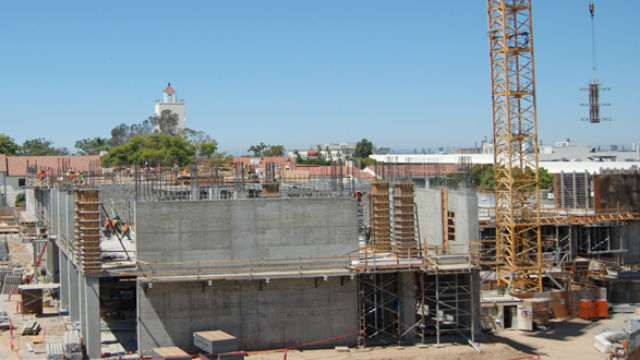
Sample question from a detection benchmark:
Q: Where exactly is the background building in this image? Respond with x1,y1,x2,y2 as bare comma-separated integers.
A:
154,83,186,131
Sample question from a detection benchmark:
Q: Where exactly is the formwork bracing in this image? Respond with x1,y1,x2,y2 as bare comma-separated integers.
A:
393,181,419,258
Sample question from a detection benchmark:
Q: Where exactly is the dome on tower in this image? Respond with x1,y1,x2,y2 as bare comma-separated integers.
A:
164,82,176,93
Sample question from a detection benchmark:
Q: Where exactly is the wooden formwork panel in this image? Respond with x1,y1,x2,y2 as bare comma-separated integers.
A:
74,188,101,274
393,180,418,257
371,180,391,251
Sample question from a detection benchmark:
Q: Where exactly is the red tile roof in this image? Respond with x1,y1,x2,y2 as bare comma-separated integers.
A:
164,83,175,93
0,155,101,177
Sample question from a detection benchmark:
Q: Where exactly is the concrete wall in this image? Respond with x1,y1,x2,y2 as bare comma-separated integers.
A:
137,277,358,352
1,175,23,206
414,188,479,249
136,198,358,263
99,184,136,225
620,221,640,259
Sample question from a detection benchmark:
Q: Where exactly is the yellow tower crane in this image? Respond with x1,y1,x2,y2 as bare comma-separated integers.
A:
486,0,543,293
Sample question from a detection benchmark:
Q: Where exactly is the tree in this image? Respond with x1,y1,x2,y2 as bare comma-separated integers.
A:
184,128,214,145
539,167,554,190
354,138,374,158
468,164,495,190
15,193,25,207
0,134,21,155
75,137,110,155
198,141,219,158
263,145,285,157
130,116,155,138
22,138,68,156
109,123,133,147
101,133,195,167
155,110,180,136
248,142,268,157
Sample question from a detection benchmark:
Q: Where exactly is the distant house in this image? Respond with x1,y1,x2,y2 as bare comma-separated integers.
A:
0,155,101,206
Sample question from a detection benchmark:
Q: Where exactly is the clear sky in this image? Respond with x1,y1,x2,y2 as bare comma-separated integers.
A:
1,1,638,155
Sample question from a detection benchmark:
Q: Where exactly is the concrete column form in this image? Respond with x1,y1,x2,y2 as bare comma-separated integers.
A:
59,249,69,310
69,265,80,322
83,276,101,359
398,272,417,343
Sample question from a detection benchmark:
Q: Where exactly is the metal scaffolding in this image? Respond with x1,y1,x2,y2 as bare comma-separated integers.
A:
417,272,474,345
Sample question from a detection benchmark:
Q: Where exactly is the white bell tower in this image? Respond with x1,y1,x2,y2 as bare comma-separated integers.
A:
154,82,186,131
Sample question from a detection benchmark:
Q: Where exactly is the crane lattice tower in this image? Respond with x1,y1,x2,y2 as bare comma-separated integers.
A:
487,0,543,293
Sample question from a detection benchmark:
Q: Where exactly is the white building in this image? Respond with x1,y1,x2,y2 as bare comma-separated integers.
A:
370,140,640,174
154,83,186,131
288,143,357,161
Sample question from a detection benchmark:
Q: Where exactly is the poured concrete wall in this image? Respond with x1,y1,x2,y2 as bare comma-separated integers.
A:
135,198,358,263
414,188,479,249
620,222,640,259
137,277,358,352
99,184,136,225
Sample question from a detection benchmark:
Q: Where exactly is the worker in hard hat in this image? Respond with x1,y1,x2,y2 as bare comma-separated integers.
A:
112,215,121,235
121,222,132,240
103,219,113,237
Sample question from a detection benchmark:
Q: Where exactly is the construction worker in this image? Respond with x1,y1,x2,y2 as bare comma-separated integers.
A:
121,222,132,240
112,215,121,235
103,219,113,237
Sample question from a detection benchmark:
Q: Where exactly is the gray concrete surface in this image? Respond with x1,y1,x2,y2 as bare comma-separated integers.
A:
137,277,359,352
83,276,101,359
136,198,358,264
399,272,418,342
414,187,479,249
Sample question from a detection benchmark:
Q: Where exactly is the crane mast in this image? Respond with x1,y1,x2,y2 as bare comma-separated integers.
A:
487,0,542,293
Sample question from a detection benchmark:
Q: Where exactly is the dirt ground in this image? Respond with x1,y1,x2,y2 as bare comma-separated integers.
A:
244,314,636,360
4,296,627,360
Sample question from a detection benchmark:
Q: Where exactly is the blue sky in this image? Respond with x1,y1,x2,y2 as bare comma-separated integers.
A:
1,1,638,155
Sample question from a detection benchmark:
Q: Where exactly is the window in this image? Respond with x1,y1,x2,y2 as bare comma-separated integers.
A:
18,178,26,187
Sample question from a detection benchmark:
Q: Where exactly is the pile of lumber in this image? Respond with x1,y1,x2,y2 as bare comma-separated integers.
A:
63,330,84,360
46,341,64,360
20,320,41,336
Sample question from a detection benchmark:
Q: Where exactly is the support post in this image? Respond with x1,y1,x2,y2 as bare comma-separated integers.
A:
83,276,101,360
58,249,69,311
68,264,80,322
